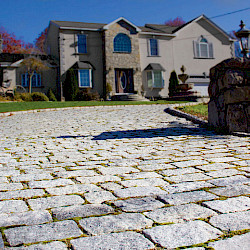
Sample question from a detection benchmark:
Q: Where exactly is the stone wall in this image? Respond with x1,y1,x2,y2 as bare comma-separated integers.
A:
208,58,250,133
105,23,142,94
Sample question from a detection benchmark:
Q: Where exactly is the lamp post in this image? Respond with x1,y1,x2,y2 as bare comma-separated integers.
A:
235,20,250,59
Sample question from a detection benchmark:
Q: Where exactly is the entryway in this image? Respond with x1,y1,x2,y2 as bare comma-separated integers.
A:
115,69,134,93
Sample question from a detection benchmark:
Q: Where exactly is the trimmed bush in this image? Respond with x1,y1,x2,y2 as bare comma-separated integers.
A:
47,88,57,101
76,88,100,101
169,70,179,97
17,93,33,102
31,92,49,101
63,69,79,101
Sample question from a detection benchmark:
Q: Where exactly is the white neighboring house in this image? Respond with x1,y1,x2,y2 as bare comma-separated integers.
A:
44,14,235,99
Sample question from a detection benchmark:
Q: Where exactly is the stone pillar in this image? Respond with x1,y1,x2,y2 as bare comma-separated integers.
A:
208,58,250,133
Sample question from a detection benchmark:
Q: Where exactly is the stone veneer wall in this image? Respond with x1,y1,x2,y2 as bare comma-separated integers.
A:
105,23,142,94
208,58,250,133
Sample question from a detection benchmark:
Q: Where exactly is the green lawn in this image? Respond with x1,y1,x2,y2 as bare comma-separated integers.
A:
0,100,188,113
176,103,208,120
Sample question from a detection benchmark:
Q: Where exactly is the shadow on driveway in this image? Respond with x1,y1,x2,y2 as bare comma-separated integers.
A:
91,126,225,140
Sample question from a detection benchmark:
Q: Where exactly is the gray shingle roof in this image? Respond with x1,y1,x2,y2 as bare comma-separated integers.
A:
144,24,179,34
51,21,106,30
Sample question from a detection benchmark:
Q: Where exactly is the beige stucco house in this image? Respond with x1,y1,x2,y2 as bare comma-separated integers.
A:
45,15,234,99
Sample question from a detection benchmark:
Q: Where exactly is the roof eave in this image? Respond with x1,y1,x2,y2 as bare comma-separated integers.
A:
59,27,101,31
140,32,176,37
103,17,141,32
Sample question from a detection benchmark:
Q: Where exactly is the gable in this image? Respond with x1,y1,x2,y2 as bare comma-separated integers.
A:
174,15,232,45
103,17,141,34
196,18,231,45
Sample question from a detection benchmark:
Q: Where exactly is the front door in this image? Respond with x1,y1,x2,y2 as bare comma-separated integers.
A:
115,69,134,93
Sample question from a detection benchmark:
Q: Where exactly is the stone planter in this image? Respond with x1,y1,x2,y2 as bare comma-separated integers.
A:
177,83,194,91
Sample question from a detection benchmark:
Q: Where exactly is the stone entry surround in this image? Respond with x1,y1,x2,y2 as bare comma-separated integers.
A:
208,58,250,133
105,22,142,95
0,105,249,249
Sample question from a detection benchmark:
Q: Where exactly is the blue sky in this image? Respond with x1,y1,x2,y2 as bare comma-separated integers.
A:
0,0,250,44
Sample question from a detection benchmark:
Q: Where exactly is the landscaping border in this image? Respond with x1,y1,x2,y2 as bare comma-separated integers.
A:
165,102,208,127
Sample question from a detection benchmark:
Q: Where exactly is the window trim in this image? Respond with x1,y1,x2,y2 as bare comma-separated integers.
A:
77,34,87,54
113,33,132,53
146,70,164,88
148,38,159,56
21,72,41,88
193,36,214,59
78,69,92,88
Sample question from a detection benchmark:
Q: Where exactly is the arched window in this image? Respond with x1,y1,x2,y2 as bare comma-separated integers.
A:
193,36,214,58
113,33,131,53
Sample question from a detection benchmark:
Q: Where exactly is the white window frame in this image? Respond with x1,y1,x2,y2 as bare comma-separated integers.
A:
78,69,92,88
148,38,159,56
193,36,214,59
21,72,41,87
77,34,87,54
146,70,164,88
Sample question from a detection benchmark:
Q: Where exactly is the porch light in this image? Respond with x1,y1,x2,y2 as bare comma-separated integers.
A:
235,20,250,59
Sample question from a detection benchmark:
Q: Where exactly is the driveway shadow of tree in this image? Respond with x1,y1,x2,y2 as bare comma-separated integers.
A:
92,125,225,140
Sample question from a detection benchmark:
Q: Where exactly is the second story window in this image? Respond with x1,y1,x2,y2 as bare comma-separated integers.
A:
149,39,158,56
113,33,131,53
193,36,214,59
78,34,87,53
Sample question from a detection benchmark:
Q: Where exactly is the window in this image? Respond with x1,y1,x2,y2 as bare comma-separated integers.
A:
21,72,41,87
77,34,87,53
113,33,131,53
193,36,214,58
149,39,158,56
147,71,164,88
78,69,92,87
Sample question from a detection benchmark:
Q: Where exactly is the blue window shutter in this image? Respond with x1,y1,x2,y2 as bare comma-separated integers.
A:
78,34,87,53
21,74,26,87
21,73,29,87
31,74,36,87
37,74,41,87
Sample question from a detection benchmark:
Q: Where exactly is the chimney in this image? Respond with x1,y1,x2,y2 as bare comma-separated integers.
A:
0,34,3,53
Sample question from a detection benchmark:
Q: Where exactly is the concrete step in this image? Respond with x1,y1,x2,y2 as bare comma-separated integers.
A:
111,94,150,102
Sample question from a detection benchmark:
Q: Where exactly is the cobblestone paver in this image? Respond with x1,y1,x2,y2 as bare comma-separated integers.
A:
0,105,249,249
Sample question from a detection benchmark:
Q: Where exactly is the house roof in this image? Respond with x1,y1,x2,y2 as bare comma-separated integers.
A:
143,24,178,34
51,20,106,30
103,17,141,32
144,63,166,71
71,61,95,70
50,15,233,41
173,14,233,40
0,53,58,67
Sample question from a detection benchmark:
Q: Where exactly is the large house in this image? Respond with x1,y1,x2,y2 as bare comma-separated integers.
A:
1,15,235,99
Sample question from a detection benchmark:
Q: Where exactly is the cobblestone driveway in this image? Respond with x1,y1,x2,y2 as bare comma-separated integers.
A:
0,105,249,249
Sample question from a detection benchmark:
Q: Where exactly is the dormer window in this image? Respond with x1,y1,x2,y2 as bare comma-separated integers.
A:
77,34,87,53
113,33,131,53
193,36,214,59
